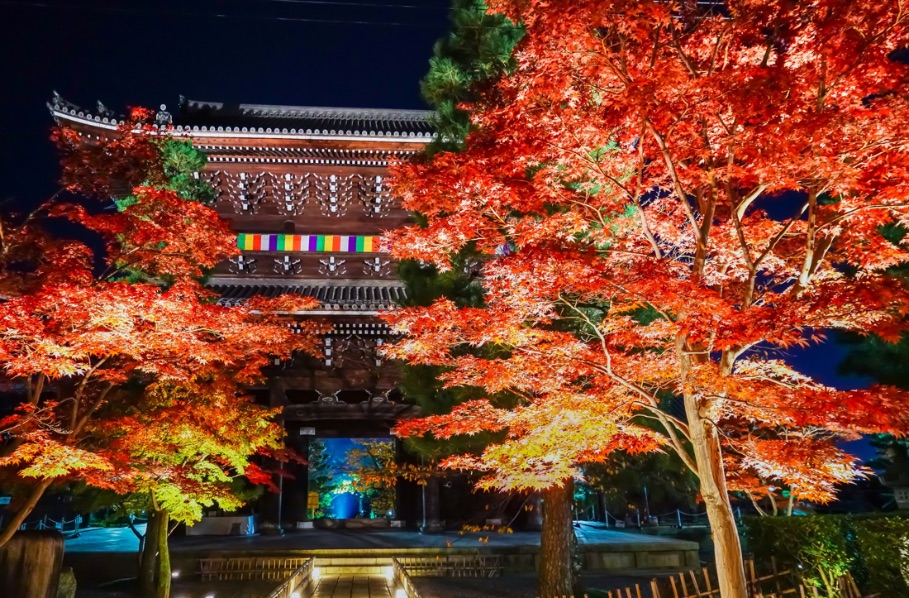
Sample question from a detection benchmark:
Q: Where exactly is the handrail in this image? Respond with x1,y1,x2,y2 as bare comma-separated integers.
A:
263,557,315,598
392,557,422,598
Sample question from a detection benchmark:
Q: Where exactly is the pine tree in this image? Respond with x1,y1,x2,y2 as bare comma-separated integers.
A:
393,0,523,534
838,224,909,497
397,0,520,457
420,0,522,153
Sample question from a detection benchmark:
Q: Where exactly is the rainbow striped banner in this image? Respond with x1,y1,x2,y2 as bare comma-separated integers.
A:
237,234,387,253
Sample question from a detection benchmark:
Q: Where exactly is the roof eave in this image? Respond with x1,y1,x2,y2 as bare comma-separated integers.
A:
50,105,436,144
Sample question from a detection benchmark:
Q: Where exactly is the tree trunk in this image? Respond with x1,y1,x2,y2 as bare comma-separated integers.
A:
539,479,578,598
0,479,53,550
686,396,748,598
139,511,159,595
154,509,170,598
140,508,170,598
0,530,64,598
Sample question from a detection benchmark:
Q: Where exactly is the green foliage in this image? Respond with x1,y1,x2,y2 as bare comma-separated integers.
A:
838,222,909,483
583,451,698,516
394,0,520,471
852,515,909,596
839,331,909,388
342,439,397,517
308,439,335,517
111,141,214,215
744,514,909,597
745,515,852,596
396,250,492,461
157,140,216,203
420,0,523,152
397,254,485,309
109,139,218,286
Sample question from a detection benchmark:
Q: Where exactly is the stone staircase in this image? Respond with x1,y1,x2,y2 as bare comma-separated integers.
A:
313,555,395,577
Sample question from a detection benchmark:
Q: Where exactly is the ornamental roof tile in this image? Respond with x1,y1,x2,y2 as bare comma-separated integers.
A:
209,281,406,311
180,99,435,137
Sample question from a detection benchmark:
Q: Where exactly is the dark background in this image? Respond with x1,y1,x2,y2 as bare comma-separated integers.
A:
0,0,875,458
0,0,452,208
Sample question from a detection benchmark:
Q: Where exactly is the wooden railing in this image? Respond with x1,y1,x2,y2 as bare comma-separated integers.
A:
392,558,423,598
263,558,316,598
395,554,503,578
199,556,311,581
592,560,877,598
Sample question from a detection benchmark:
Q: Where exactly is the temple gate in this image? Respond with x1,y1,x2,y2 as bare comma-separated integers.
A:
49,96,434,528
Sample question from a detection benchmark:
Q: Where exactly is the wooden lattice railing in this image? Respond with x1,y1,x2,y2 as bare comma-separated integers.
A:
593,560,877,598
263,558,316,598
198,556,311,581
395,554,503,578
393,558,424,598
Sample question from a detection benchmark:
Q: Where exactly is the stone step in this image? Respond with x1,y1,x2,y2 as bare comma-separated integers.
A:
317,564,390,575
314,556,395,576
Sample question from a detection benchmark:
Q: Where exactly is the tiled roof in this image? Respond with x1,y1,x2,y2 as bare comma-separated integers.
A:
48,94,435,141
180,99,435,138
210,282,406,311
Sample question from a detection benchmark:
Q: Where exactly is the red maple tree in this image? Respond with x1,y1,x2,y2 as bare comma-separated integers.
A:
0,110,322,596
384,2,909,596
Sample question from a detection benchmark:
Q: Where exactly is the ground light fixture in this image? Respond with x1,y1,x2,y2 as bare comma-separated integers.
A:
395,589,407,598
312,567,322,581
384,566,394,581
291,592,301,598
171,570,180,579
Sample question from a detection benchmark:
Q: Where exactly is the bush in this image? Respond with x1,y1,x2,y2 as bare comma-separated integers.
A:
744,516,852,596
851,515,909,596
743,514,909,597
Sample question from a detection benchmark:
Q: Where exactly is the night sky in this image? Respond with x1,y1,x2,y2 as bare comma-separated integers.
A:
0,0,877,459
0,0,452,209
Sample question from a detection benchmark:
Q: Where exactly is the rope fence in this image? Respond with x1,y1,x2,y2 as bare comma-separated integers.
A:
585,507,743,529
17,515,86,534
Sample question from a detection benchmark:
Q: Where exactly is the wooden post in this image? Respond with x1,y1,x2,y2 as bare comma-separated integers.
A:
688,570,702,595
651,579,662,598
702,566,714,594
771,557,783,596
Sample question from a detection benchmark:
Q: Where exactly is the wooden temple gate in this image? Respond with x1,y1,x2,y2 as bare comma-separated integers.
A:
49,95,435,528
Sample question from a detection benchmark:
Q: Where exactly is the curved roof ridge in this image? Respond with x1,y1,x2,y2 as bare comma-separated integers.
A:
184,99,434,122
48,92,436,141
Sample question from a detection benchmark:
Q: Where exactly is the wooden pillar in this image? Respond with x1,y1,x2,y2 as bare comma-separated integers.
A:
420,476,443,533
283,428,311,525
261,378,288,532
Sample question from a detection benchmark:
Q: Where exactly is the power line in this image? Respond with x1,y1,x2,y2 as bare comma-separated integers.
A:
0,0,452,27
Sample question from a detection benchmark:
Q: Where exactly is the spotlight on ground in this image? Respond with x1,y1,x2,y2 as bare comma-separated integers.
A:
313,567,322,581
395,589,407,598
384,566,394,581
291,592,301,598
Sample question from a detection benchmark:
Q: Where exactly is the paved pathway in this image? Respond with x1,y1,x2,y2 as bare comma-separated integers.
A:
312,575,394,598
64,521,689,552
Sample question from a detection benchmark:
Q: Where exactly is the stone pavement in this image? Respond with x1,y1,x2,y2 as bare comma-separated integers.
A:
63,521,689,553
312,576,394,598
